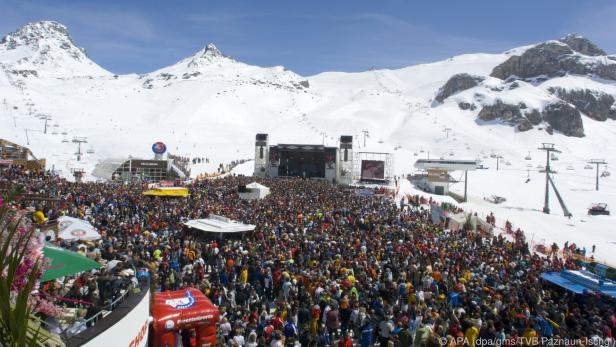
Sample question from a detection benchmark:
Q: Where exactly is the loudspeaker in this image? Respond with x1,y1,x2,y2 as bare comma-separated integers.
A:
256,133,268,145
254,133,269,177
340,135,353,149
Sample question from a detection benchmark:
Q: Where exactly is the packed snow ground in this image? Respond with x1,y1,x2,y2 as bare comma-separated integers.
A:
1,22,616,264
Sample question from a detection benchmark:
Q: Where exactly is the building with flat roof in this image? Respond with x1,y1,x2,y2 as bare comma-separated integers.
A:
92,158,178,182
413,158,478,198
0,139,45,170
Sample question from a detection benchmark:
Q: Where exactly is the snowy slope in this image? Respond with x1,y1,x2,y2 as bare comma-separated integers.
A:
1,21,616,263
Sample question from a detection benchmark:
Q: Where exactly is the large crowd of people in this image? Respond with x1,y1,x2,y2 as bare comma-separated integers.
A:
2,165,615,346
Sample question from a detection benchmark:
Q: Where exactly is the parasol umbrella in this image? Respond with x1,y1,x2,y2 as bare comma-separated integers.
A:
57,216,101,241
41,244,102,282
106,259,121,270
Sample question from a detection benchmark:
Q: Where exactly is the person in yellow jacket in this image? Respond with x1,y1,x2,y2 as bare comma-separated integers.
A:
408,291,417,305
240,266,249,284
465,324,479,347
522,324,539,346
463,270,472,282
153,248,162,261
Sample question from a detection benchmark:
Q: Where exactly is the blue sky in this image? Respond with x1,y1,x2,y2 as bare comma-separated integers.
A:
1,0,615,76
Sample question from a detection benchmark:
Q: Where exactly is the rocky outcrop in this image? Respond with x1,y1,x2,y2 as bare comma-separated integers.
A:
559,34,606,56
595,63,616,80
182,71,202,79
491,40,616,81
542,102,584,137
491,42,583,80
477,100,539,132
517,118,533,132
478,100,523,122
434,73,484,103
8,69,38,78
548,87,616,121
458,102,476,111
476,100,585,135
526,109,542,125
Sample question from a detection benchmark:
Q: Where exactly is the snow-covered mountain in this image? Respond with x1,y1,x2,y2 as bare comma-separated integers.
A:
2,21,616,263
0,21,110,79
433,35,616,137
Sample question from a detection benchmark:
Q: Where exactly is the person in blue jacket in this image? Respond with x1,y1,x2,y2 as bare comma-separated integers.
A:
360,321,374,347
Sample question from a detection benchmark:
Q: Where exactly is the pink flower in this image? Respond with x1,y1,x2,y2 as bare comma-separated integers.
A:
0,197,4,208
31,296,64,318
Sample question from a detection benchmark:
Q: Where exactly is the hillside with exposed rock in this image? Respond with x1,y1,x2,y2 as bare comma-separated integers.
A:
432,34,616,138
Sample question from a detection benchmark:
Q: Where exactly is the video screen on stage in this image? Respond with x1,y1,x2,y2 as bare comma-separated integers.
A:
278,150,325,178
361,160,385,180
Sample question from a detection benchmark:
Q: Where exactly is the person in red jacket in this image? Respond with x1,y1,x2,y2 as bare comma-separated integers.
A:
338,331,353,347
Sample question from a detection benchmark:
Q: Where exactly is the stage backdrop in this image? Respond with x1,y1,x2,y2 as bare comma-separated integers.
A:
361,160,385,180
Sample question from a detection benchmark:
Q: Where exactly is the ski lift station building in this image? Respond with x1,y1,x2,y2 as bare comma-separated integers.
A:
414,159,477,197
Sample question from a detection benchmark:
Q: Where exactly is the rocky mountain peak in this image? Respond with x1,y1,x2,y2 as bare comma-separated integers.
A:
559,34,607,56
203,43,223,57
490,36,616,81
185,43,228,69
1,21,84,55
0,21,110,77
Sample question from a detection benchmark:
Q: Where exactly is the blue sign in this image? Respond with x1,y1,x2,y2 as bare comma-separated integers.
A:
152,142,167,154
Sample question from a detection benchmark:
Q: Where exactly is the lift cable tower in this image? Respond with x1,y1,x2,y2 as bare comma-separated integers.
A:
37,114,52,134
26,102,34,116
444,127,452,138
24,128,43,146
72,137,88,161
361,129,370,148
495,155,503,171
538,143,571,217
588,159,607,191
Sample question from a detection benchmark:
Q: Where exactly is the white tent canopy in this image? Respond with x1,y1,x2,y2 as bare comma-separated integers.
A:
184,215,256,234
239,182,270,201
447,212,467,232
57,216,101,241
